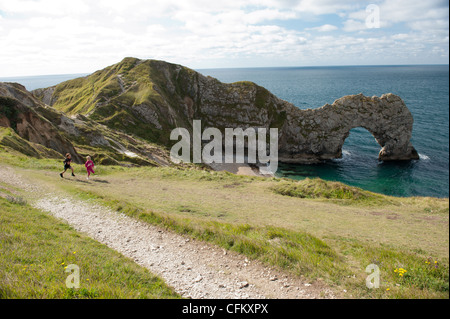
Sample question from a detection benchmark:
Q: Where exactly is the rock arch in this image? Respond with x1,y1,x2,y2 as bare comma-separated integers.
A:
278,93,419,163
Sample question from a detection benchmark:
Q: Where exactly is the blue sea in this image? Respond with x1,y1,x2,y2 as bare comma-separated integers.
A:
1,65,448,198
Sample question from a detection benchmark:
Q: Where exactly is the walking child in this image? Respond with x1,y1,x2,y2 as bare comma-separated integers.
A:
60,153,75,178
85,156,95,180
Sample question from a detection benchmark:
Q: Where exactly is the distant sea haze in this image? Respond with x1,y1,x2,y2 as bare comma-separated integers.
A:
1,64,448,198
0,73,89,91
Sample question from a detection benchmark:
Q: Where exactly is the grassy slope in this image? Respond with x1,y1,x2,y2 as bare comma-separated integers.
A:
48,58,179,145
45,58,288,148
0,195,180,299
1,150,448,299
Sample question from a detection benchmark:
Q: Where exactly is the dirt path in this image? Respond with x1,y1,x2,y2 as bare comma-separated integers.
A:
0,165,335,299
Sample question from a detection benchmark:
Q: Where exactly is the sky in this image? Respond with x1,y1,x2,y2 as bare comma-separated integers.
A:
0,0,448,76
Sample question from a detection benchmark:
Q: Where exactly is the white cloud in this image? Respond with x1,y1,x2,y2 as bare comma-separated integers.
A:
0,0,90,16
0,0,448,76
391,33,409,40
378,0,448,23
306,24,338,32
342,19,367,32
244,9,297,24
290,0,360,15
408,19,449,32
346,0,449,31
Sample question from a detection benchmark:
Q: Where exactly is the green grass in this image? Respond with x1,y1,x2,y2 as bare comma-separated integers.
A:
0,148,64,171
0,196,180,299
0,127,57,159
332,236,449,298
75,190,448,299
91,194,349,282
271,177,391,206
1,154,448,299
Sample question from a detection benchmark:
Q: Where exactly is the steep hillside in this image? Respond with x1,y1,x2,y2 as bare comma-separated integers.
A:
33,57,288,147
0,82,171,166
0,83,82,163
34,57,419,163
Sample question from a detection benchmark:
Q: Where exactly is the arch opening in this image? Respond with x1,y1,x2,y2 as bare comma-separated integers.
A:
339,126,383,161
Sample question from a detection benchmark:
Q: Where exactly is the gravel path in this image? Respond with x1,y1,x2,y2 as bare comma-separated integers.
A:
0,165,335,299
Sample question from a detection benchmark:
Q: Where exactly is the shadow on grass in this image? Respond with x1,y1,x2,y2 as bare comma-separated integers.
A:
92,179,109,184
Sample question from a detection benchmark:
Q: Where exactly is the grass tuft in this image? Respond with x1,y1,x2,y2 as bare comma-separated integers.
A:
271,178,392,205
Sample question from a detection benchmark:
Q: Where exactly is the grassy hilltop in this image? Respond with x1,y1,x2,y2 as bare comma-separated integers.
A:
33,57,286,147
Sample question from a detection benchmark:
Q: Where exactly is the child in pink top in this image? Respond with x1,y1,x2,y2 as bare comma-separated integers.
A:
85,156,95,180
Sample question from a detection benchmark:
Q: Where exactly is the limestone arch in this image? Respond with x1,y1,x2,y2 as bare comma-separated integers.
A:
278,93,420,163
337,125,387,160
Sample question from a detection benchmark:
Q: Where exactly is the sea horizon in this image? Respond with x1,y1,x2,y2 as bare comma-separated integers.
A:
0,62,448,79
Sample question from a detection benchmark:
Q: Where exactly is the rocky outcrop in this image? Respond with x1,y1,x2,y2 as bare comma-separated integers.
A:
32,58,419,163
1,82,172,167
32,86,56,106
0,82,83,163
278,93,419,162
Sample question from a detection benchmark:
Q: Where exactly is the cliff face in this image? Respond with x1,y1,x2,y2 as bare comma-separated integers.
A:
0,82,171,166
30,57,419,163
0,83,83,163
